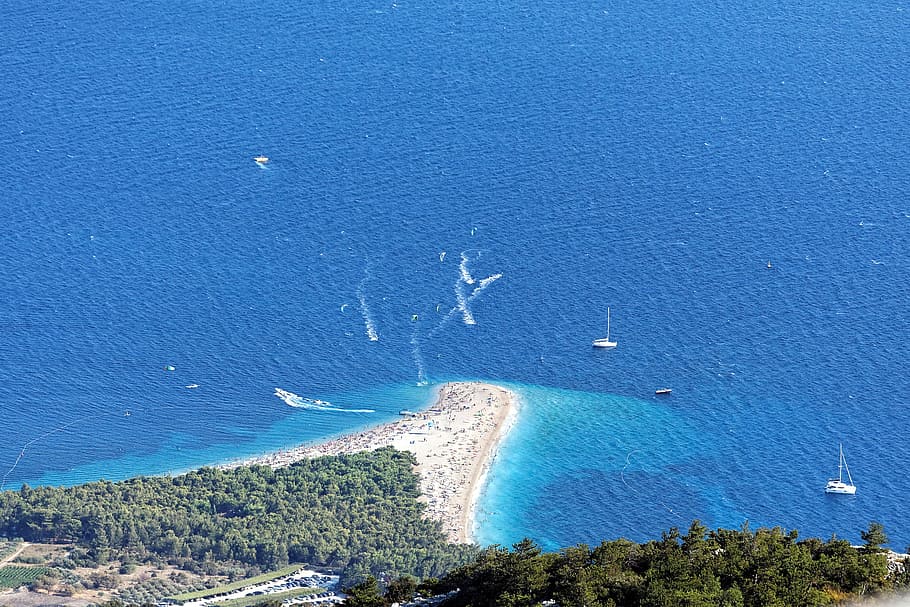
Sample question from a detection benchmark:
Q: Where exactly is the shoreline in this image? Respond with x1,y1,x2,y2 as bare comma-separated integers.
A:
463,388,519,543
223,381,518,544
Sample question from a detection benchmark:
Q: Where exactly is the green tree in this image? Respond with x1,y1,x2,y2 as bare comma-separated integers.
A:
415,576,440,598
549,544,595,607
0,448,475,585
89,571,121,589
860,522,888,553
385,575,417,604
344,576,385,607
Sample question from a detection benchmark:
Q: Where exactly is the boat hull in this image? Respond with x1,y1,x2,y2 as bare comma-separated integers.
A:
825,481,856,494
592,339,617,348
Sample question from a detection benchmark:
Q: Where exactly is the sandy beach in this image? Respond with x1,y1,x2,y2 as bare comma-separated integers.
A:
227,382,517,544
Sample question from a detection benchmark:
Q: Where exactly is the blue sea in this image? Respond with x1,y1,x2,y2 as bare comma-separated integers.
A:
2,0,909,551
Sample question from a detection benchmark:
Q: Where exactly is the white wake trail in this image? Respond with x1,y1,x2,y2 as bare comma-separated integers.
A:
455,278,476,325
356,274,379,341
428,251,503,335
410,329,429,386
473,272,502,293
1,415,104,490
459,252,475,285
274,388,374,413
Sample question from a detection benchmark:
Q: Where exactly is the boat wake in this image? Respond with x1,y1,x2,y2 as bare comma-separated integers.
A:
410,327,429,386
459,252,476,285
432,251,502,330
620,449,640,490
274,388,375,413
455,278,475,325
1,416,98,490
356,267,379,341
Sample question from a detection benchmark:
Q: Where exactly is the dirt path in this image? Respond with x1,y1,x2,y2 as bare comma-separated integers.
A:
0,541,30,566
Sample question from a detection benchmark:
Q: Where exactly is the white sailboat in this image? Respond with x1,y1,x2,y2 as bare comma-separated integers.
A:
592,308,617,348
825,443,856,495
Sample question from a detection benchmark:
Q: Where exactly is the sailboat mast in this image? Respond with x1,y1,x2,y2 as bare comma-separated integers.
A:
841,444,854,485
607,308,611,340
838,444,844,482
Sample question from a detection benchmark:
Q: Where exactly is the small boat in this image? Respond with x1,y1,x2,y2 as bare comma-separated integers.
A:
253,155,269,164
592,307,617,348
399,410,418,416
655,388,672,395
825,443,856,495
185,384,199,389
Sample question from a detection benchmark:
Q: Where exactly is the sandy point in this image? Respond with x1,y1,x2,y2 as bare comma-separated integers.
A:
227,381,518,544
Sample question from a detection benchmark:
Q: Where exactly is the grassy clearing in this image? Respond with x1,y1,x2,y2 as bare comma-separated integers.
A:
17,543,61,561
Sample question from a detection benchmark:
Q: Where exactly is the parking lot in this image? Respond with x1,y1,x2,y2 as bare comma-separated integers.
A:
171,570,343,607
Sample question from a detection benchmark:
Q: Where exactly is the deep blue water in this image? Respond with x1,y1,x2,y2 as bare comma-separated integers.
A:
2,0,909,550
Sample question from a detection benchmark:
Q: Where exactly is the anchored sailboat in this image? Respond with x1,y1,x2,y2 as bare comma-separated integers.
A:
825,443,856,494
592,308,617,348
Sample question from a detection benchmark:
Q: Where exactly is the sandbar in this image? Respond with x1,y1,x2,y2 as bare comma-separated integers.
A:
226,382,518,544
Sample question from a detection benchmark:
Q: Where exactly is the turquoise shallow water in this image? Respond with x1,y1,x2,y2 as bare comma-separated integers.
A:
477,383,908,550
17,383,438,488
1,0,909,550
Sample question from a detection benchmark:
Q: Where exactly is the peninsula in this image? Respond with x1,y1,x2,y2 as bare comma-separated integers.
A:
228,382,518,543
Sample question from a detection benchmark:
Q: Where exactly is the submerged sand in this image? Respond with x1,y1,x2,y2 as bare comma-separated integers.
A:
228,382,517,543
